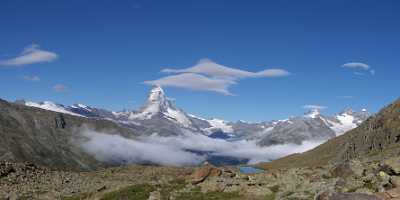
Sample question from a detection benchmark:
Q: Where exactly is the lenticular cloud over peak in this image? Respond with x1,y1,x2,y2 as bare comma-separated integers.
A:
146,59,290,95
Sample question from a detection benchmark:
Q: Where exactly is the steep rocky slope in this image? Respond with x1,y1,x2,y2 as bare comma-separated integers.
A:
262,98,400,170
0,99,139,171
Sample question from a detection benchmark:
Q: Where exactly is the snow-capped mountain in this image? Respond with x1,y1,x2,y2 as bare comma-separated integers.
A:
21,101,85,117
18,86,371,145
126,86,193,127
325,108,370,135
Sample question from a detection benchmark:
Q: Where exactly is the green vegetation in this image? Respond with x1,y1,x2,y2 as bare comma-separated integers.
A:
264,192,276,200
101,184,156,200
268,185,280,193
62,179,244,200
62,192,97,200
175,187,244,200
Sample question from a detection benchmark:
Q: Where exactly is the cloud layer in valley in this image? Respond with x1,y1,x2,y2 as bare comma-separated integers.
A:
77,127,323,166
0,44,58,67
145,59,290,95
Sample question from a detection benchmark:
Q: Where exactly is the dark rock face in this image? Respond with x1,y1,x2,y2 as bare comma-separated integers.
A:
0,99,139,171
339,99,400,162
54,114,66,129
208,131,231,139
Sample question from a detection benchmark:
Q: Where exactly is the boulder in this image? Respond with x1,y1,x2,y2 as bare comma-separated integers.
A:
191,166,222,185
330,163,354,178
384,158,400,175
316,191,382,200
391,176,400,187
386,187,400,198
148,190,161,200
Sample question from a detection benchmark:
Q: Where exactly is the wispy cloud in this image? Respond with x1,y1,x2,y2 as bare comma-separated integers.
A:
342,62,375,75
337,95,355,99
53,84,67,92
21,75,40,81
144,73,236,95
146,59,290,95
162,58,290,79
302,105,327,110
0,44,58,67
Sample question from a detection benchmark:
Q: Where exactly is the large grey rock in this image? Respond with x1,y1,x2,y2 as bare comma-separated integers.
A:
316,191,382,200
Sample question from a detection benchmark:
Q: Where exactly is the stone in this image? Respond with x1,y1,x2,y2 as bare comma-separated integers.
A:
316,191,382,200
191,166,222,184
374,192,391,200
330,163,354,178
384,158,400,175
148,190,161,200
391,176,400,187
386,187,400,198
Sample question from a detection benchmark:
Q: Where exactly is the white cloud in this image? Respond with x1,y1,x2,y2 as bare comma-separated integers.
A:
370,69,375,75
342,62,375,75
0,44,58,67
144,73,236,95
77,127,324,166
338,95,354,99
162,58,290,79
342,62,370,70
53,84,67,92
256,69,291,77
147,59,290,95
78,129,204,166
22,75,40,81
302,105,327,110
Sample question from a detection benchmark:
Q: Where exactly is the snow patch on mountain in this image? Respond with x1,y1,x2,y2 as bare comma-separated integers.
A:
25,101,84,117
205,118,233,133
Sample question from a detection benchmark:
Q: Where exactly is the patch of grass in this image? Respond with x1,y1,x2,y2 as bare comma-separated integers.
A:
268,185,280,193
62,192,97,200
175,187,244,200
264,192,276,200
159,178,187,200
100,184,156,200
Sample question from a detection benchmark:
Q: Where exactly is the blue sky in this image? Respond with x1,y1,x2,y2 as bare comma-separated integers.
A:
1,0,399,121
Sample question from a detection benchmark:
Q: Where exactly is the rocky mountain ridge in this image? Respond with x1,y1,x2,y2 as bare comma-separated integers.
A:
17,86,370,146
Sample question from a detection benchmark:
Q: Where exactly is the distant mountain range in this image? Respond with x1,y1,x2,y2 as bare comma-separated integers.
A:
16,86,370,146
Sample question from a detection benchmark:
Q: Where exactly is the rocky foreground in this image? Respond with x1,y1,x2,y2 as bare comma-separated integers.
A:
2,156,400,200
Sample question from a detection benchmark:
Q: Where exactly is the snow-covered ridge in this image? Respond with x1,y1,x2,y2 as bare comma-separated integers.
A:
18,86,371,143
25,101,84,117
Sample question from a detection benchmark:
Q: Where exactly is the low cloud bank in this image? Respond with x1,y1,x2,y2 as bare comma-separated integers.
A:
78,128,324,166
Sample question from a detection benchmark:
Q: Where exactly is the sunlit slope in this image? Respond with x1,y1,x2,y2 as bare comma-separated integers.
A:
262,98,400,170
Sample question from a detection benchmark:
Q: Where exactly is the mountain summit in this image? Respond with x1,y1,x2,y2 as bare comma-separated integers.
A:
128,85,193,127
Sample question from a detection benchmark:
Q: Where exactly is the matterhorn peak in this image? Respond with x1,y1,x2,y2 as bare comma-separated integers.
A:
127,86,192,127
148,85,165,99
144,85,170,112
304,109,321,119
